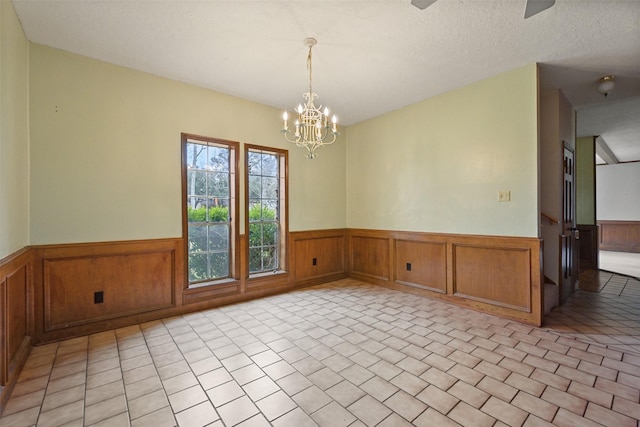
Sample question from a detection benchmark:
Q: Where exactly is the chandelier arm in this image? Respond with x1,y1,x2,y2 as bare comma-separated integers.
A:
281,128,337,146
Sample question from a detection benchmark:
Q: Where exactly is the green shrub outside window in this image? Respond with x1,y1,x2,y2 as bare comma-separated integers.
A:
247,149,284,274
185,138,235,284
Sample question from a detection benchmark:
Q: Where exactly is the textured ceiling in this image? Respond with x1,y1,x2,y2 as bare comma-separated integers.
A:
578,97,640,163
12,0,640,160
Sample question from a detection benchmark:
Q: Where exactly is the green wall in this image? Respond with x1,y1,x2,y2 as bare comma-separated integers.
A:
29,44,347,245
25,40,541,246
0,2,29,258
576,136,596,225
346,64,539,237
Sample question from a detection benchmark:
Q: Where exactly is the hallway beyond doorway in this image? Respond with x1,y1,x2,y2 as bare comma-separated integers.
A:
579,269,640,297
600,251,640,279
545,269,640,355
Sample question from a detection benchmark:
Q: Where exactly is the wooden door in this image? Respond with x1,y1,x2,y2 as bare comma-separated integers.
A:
561,145,579,302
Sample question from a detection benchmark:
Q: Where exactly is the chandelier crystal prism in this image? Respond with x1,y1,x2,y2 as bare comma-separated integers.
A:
281,38,338,159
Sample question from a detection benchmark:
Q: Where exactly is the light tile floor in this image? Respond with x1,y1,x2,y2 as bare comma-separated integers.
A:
2,278,640,427
543,269,640,356
578,269,640,297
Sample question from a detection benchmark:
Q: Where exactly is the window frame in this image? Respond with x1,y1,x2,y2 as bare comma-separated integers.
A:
244,144,288,278
181,133,240,288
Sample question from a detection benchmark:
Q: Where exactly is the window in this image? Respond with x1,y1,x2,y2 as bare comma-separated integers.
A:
182,134,238,286
245,145,288,275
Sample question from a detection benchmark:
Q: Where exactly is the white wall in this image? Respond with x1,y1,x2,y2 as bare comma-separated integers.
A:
346,64,539,237
29,44,346,245
597,162,640,221
0,2,29,258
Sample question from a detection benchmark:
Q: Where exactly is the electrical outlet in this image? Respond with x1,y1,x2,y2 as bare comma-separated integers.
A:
498,190,511,202
312,258,317,266
406,262,412,271
94,291,104,304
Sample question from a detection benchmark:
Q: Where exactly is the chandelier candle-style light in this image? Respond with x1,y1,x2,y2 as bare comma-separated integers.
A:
281,38,338,159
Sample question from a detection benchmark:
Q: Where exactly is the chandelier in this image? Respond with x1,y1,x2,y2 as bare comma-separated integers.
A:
281,38,338,159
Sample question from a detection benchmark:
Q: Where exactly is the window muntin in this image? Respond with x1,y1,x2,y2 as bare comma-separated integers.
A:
246,146,287,275
183,135,237,286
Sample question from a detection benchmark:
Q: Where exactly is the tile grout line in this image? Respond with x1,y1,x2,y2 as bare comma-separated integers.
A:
4,279,640,426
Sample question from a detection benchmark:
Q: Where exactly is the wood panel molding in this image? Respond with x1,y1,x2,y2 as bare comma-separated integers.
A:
1,228,546,412
452,244,531,311
291,229,347,286
349,231,391,281
32,239,183,343
43,251,175,331
183,281,241,305
347,229,542,326
598,220,640,253
578,224,599,269
30,231,349,344
0,247,32,415
394,239,446,293
2,228,544,411
23,228,541,348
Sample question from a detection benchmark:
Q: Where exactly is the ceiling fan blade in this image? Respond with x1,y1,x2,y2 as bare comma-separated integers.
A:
524,0,556,19
411,0,437,10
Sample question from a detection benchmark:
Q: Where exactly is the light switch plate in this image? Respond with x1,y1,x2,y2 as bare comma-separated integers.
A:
498,190,511,202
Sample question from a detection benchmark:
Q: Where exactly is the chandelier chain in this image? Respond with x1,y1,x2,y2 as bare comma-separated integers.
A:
307,46,313,96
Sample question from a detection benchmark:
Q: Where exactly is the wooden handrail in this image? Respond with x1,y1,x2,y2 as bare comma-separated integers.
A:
541,212,560,225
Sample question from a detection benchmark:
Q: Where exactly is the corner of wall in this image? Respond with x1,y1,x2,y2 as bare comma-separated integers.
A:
0,0,30,259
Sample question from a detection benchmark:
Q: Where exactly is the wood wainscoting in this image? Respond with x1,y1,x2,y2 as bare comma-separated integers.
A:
3,228,546,412
291,230,348,286
31,230,349,345
15,228,540,344
32,239,184,344
598,220,640,253
0,248,32,412
578,224,599,270
348,229,543,326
